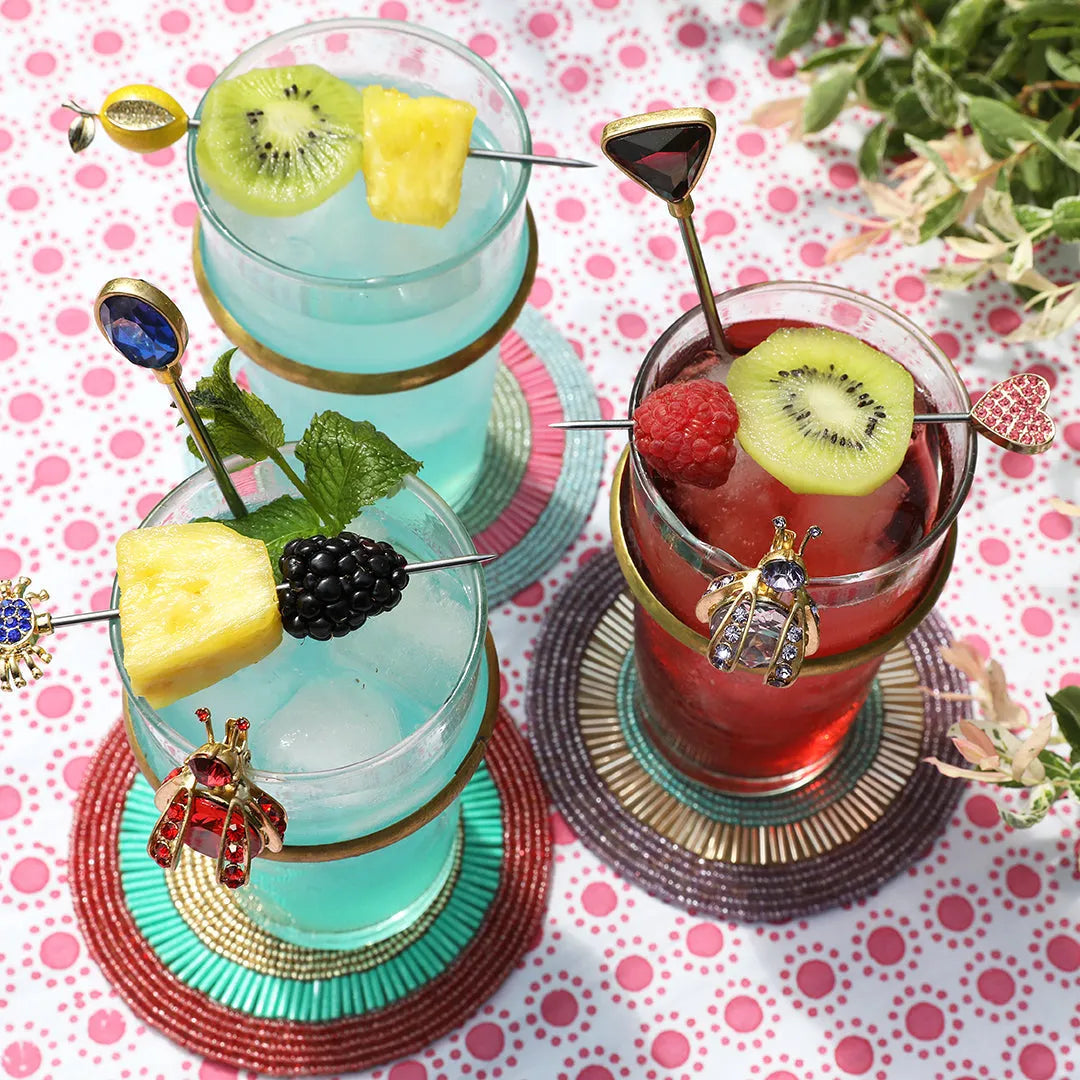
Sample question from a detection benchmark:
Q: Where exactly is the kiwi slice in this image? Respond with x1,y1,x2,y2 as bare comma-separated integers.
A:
726,327,915,497
195,65,365,217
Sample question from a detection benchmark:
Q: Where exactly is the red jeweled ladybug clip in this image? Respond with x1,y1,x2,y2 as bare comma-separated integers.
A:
147,708,287,889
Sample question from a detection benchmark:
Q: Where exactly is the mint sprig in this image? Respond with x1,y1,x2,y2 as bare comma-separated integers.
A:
188,350,422,574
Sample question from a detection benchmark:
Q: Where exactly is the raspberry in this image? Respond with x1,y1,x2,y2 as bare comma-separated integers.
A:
278,533,410,641
633,378,739,488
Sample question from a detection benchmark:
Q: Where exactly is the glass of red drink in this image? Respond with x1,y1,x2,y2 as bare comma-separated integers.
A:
615,282,977,794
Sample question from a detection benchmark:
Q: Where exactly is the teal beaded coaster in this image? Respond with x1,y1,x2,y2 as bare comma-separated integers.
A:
70,711,551,1076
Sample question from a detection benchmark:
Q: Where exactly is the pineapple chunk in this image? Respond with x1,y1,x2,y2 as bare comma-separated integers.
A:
361,85,477,228
116,522,282,708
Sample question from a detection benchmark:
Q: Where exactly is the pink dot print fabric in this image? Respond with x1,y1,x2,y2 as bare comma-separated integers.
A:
1,1,1078,1079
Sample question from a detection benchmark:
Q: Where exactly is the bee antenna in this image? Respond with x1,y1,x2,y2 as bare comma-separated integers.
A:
799,526,823,557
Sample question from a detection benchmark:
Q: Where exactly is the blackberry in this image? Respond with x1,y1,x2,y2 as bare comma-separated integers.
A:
277,532,410,641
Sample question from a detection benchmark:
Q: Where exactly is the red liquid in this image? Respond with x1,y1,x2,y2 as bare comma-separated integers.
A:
627,319,947,790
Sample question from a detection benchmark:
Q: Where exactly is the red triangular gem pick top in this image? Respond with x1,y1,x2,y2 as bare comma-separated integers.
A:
603,121,713,203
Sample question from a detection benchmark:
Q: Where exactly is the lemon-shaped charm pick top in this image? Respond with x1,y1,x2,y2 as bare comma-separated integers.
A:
99,85,189,152
64,85,190,154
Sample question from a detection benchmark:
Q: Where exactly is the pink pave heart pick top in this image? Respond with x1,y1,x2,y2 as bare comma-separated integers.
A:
969,373,1056,455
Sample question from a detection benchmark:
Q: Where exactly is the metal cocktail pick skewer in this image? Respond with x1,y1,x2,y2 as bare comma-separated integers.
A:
600,108,730,354
551,372,1058,455
63,99,596,169
22,554,498,633
93,277,249,520
553,414,967,430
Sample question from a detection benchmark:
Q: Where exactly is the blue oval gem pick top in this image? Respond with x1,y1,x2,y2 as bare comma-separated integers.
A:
98,294,180,369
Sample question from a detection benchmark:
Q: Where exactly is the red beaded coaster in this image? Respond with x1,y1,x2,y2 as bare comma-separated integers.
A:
69,711,551,1077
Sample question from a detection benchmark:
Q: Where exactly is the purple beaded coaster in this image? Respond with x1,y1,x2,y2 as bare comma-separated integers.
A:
526,549,970,922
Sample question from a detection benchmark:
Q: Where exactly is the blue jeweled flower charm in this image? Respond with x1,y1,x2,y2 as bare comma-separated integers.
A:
0,578,54,692
695,517,822,688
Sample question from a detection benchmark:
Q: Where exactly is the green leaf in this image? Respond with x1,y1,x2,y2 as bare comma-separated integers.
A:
799,43,866,71
937,0,1002,54
913,50,961,127
803,62,857,133
987,36,1025,83
969,96,1080,173
774,0,824,58
858,120,891,179
1005,1,1080,27
919,190,966,241
1014,203,1054,231
1030,26,1080,41
891,88,947,140
295,412,422,533
187,349,285,464
1046,46,1080,81
1048,686,1080,759
217,495,324,583
999,783,1058,829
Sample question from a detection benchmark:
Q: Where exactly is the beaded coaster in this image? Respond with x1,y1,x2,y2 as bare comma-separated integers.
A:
457,306,603,606
527,549,969,922
69,711,551,1077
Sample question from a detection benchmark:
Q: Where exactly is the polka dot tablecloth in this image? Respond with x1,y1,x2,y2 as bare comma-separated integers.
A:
1,1,1078,1079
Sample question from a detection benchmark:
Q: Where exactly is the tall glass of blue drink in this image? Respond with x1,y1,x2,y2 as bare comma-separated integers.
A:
114,452,495,949
188,18,535,508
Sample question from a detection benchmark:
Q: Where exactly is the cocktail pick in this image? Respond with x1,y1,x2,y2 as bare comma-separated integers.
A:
601,108,729,353
552,373,1058,455
93,277,249,520
61,94,596,168
0,552,496,690
148,707,287,889
695,516,822,688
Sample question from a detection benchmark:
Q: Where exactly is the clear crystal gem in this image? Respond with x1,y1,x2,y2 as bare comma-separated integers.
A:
780,643,798,662
774,664,793,681
723,623,742,642
713,599,790,669
760,559,806,592
731,604,749,623
710,641,733,667
786,625,803,642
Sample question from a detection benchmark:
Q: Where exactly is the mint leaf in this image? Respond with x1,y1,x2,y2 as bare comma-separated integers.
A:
1048,687,1080,760
217,495,323,583
295,412,421,533
188,349,285,464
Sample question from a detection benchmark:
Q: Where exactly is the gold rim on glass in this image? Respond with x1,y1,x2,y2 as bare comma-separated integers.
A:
191,208,539,395
123,632,501,861
609,449,957,676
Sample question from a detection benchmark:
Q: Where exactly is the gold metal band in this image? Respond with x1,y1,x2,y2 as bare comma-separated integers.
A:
191,207,539,395
609,448,957,677
124,632,501,861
